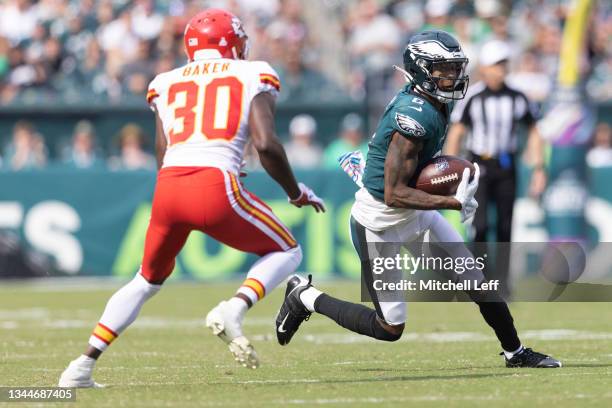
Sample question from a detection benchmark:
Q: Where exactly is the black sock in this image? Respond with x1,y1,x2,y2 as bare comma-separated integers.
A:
471,297,521,351
313,294,401,341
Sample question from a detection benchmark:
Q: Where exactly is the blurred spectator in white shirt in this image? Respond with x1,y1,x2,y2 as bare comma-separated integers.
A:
97,7,138,62
421,0,455,33
507,51,551,103
3,121,48,170
348,0,401,74
131,0,164,41
108,124,156,171
389,0,425,35
237,0,279,19
62,120,104,169
0,0,38,44
284,114,323,169
587,123,612,168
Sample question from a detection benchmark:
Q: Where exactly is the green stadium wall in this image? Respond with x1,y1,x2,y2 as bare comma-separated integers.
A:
1,167,611,279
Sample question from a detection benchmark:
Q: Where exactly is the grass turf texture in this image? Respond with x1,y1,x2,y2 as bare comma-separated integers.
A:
1,281,611,407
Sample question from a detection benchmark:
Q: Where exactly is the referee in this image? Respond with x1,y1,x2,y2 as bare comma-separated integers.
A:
445,40,546,292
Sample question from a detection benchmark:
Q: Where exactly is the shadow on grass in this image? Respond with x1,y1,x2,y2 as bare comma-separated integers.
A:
355,362,612,372
355,366,498,372
560,363,612,368
210,372,518,386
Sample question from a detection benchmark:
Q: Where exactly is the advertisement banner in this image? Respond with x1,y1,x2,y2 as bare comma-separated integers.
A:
1,167,611,280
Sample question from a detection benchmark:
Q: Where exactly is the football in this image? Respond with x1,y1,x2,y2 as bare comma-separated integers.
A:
413,155,475,196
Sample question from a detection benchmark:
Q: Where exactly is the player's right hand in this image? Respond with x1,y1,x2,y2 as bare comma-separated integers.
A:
289,183,326,213
453,163,480,222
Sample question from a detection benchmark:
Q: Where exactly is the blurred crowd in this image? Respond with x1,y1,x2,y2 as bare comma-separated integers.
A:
0,111,371,171
3,111,611,172
0,0,610,104
0,0,610,171
0,0,349,105
1,119,158,171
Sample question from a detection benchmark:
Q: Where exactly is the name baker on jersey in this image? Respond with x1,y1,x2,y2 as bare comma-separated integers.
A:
372,279,501,292
182,62,231,76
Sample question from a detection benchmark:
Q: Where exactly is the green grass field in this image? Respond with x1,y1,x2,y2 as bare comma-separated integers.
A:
1,280,611,407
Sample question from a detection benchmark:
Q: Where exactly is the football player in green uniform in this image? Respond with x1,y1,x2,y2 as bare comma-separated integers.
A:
275,30,561,368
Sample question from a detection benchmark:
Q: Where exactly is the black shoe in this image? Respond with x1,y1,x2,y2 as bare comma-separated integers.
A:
275,274,313,346
502,347,562,368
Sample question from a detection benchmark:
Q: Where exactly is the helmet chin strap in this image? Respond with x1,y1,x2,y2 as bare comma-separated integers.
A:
392,65,411,82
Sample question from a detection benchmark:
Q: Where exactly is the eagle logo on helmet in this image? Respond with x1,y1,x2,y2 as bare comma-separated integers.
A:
407,40,456,60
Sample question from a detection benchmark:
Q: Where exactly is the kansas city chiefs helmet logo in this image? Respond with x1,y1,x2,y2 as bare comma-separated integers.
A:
395,113,426,137
231,17,247,38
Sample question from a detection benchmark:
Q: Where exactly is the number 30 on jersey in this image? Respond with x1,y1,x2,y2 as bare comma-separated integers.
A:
167,77,243,145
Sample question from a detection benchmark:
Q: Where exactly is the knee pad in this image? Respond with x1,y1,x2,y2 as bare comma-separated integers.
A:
373,320,403,342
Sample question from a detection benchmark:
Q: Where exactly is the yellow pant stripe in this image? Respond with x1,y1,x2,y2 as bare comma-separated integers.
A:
242,278,265,299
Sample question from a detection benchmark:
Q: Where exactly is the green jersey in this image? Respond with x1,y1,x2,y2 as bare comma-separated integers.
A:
362,85,453,201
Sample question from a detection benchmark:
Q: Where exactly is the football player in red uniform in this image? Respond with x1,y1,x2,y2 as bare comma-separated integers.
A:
59,9,325,388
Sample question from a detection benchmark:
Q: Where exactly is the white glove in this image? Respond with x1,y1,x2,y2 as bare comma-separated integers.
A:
289,183,326,213
454,163,480,223
461,197,478,223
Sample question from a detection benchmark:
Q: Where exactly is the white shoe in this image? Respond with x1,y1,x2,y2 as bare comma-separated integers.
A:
206,300,259,369
58,356,104,388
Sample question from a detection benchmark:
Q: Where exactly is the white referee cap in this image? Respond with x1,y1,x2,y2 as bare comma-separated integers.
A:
479,40,512,66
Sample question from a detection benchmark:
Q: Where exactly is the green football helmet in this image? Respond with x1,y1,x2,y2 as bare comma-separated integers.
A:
397,30,469,103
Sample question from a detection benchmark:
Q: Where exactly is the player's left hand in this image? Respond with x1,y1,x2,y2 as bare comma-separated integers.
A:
289,183,326,213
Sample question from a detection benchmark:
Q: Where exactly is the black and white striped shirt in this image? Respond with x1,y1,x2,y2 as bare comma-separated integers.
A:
450,81,538,157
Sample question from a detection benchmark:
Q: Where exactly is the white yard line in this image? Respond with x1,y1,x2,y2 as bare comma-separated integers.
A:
276,395,501,405
2,312,612,345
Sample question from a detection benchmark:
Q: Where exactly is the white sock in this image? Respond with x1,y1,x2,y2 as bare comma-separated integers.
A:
88,272,161,351
227,296,248,321
236,246,302,305
300,286,323,313
75,355,96,366
503,345,524,359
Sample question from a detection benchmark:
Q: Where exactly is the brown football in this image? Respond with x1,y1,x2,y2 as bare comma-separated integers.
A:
413,155,475,196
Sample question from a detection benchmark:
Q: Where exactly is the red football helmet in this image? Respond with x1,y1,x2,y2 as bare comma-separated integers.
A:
183,9,249,61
